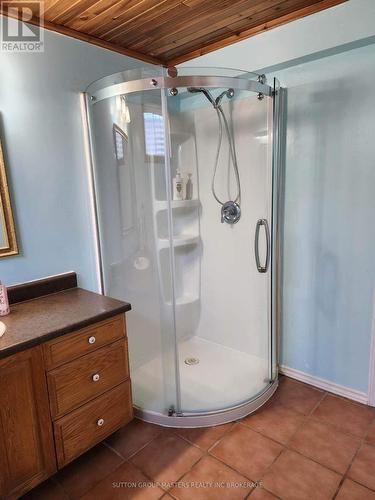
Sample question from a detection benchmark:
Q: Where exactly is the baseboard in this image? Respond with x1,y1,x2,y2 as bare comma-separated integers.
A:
279,365,369,405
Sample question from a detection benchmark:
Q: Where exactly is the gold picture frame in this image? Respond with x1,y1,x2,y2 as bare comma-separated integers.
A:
0,140,18,257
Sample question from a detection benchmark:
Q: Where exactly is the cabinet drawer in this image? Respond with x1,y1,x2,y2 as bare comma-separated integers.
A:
44,315,126,369
54,381,133,468
47,340,129,419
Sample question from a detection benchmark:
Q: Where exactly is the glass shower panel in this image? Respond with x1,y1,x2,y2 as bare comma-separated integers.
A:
167,88,273,413
88,89,178,415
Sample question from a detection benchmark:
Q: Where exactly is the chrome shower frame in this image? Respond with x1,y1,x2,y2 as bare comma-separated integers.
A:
88,75,272,103
83,73,285,428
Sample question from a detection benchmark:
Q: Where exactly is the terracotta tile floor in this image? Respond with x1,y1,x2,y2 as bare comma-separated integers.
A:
23,377,375,500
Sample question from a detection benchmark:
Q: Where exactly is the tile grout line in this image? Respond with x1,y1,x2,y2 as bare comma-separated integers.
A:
237,389,328,470
61,428,167,500
59,448,128,500
102,440,129,460
331,440,365,498
249,389,343,499
332,436,375,498
246,485,283,499
166,454,207,499
127,430,207,497
169,424,255,498
308,388,328,415
162,424,265,499
105,425,166,461
52,425,166,499
109,429,182,496
172,422,235,452
204,422,286,497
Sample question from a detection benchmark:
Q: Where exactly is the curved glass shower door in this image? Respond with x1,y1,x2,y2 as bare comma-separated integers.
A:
166,86,274,414
87,83,179,416
85,68,279,426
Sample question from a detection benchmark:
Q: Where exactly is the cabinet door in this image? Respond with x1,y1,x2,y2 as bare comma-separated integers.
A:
0,346,56,498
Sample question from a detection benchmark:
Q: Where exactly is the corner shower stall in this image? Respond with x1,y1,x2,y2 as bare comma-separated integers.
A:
84,67,283,427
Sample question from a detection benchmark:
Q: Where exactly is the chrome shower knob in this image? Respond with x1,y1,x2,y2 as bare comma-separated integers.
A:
221,201,241,224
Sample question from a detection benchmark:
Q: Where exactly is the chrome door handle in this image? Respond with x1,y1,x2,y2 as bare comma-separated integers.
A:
255,219,270,273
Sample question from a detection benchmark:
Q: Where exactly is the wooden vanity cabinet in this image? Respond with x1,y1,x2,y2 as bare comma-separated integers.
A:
0,346,56,499
0,312,133,498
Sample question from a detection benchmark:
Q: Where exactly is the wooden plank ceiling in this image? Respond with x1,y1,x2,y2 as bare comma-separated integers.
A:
1,0,347,66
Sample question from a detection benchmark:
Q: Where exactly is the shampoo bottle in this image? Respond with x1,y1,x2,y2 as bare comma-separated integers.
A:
173,170,184,200
185,173,193,200
0,281,10,316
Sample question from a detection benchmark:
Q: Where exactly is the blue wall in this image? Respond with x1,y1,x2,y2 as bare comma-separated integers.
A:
181,0,375,76
0,20,154,290
274,44,375,393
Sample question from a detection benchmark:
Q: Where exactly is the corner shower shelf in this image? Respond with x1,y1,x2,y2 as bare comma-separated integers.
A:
155,199,200,212
158,234,200,250
166,294,200,307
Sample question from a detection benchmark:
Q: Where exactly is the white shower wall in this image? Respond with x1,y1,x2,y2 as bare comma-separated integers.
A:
179,95,273,360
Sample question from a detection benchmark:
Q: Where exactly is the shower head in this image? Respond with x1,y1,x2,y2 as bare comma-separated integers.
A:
215,88,234,108
187,87,216,107
187,86,234,109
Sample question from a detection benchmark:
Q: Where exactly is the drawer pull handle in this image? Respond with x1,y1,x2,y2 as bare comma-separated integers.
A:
92,373,100,382
88,336,96,344
97,418,104,427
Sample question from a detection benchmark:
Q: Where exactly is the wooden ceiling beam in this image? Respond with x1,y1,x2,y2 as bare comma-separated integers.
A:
47,0,116,25
67,0,162,36
0,8,163,65
125,0,237,49
93,0,182,43
141,0,293,55
167,0,348,65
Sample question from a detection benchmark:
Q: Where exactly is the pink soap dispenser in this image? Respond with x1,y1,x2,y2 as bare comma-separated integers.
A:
0,281,10,316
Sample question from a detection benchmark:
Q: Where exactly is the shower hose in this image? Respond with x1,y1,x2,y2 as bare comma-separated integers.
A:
211,105,241,206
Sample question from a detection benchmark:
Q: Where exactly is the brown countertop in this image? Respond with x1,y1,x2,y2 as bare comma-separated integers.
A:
0,287,131,359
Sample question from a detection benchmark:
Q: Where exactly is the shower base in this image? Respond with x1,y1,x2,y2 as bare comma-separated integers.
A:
132,336,278,427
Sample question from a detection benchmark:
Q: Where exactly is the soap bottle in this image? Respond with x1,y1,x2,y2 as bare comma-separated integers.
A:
185,173,193,200
173,169,184,200
0,281,10,316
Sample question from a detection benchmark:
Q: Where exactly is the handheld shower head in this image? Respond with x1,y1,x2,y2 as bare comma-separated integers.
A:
215,88,234,108
187,87,234,109
187,87,216,107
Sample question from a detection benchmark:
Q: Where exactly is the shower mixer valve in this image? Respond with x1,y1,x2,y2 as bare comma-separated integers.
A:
221,201,241,224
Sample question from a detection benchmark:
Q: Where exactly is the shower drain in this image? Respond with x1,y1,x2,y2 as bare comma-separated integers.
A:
184,357,199,365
